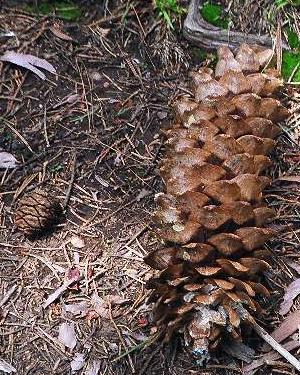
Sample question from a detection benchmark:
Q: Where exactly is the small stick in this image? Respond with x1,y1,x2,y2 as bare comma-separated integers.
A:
42,276,81,309
43,105,50,147
250,318,300,372
85,198,137,228
63,153,77,211
0,116,34,153
0,285,18,308
108,302,135,373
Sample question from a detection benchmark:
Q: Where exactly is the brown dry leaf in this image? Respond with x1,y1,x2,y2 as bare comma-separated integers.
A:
88,293,129,320
58,322,77,350
53,93,81,109
70,352,85,372
0,51,56,80
84,360,101,375
106,294,130,306
0,150,19,169
222,340,255,363
280,278,300,315
49,26,73,41
286,259,300,275
70,236,85,249
0,358,16,374
90,293,110,319
97,27,110,37
64,302,90,317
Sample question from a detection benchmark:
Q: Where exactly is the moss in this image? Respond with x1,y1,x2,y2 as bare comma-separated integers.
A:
200,2,229,29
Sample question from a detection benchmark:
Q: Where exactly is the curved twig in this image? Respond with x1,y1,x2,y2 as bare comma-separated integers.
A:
183,0,288,50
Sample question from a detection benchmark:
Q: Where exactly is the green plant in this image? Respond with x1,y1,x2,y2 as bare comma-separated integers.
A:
275,0,300,8
282,51,300,82
50,163,64,173
155,0,184,29
201,2,229,29
282,26,300,82
286,27,300,49
25,1,82,21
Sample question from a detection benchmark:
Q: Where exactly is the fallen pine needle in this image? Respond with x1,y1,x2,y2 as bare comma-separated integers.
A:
112,333,161,362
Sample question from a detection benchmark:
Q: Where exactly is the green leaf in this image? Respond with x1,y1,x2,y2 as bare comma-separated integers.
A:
55,2,82,21
286,28,300,49
37,3,52,14
275,0,300,7
282,51,300,82
201,2,229,29
25,1,82,21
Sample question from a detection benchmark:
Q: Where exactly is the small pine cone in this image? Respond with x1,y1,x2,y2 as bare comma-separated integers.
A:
14,189,62,236
145,44,289,362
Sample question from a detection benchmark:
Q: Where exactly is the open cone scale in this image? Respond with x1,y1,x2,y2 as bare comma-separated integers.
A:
144,44,289,362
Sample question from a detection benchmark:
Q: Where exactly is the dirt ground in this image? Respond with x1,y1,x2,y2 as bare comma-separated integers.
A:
0,1,300,375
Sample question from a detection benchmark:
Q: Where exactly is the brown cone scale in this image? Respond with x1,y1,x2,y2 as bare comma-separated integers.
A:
144,44,289,362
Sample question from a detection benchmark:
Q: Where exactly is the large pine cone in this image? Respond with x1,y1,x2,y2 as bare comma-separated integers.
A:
145,44,289,361
14,189,62,236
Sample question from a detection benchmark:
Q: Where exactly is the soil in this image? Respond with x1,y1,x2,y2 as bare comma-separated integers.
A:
0,1,299,375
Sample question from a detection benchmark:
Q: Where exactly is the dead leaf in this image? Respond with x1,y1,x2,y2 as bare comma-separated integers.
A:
70,352,85,372
0,30,15,38
0,151,19,169
43,276,80,309
0,358,16,373
90,293,110,319
280,278,300,315
66,267,81,290
0,51,56,80
70,236,85,249
222,340,255,363
53,93,80,109
49,26,73,41
64,302,89,317
97,28,110,37
84,360,101,375
106,294,130,306
87,293,129,321
85,310,99,321
58,322,77,350
262,310,300,352
277,176,300,183
286,259,300,275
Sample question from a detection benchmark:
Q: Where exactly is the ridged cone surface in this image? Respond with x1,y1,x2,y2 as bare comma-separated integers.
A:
14,189,61,236
144,43,289,361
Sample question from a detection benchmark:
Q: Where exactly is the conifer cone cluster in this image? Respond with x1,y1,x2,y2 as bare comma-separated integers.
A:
145,44,289,361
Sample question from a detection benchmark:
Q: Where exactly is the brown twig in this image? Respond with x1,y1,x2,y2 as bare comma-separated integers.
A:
63,153,77,211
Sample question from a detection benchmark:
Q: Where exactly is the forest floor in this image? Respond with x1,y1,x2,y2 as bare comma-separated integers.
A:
0,1,300,375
